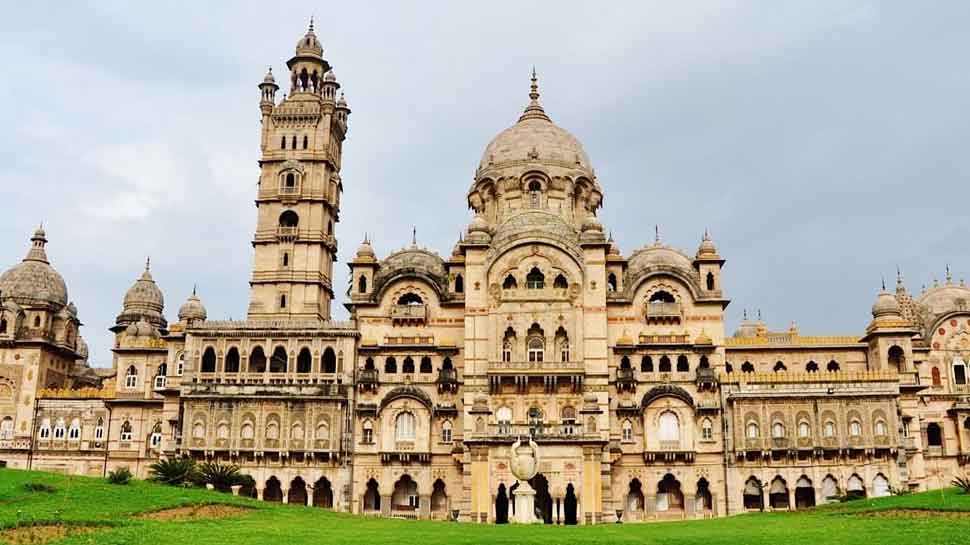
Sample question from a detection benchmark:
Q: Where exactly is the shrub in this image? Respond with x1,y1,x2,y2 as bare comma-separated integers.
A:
107,467,133,485
195,462,250,491
889,485,912,496
953,475,970,494
23,482,57,493
148,457,197,486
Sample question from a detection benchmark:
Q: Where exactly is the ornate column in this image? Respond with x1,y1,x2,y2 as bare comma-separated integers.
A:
419,495,431,520
381,494,391,517
645,494,656,518
685,494,695,518
281,487,290,504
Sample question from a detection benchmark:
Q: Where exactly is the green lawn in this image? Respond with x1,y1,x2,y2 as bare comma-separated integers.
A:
2,468,970,545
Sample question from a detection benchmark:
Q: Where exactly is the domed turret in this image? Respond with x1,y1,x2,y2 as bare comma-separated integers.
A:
355,235,376,260
696,230,718,258
177,287,207,323
116,259,166,329
872,288,901,318
0,227,69,307
75,335,89,362
294,18,323,59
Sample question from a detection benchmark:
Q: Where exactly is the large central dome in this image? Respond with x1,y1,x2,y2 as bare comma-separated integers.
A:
477,72,592,173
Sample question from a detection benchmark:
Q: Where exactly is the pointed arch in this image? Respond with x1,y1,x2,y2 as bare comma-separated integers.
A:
201,347,217,373
249,346,267,373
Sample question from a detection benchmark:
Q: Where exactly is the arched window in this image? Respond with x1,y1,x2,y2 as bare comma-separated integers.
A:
676,355,689,372
649,290,676,303
150,422,162,448
154,363,167,389
420,356,432,373
798,421,811,438
454,274,464,293
620,356,631,370
201,347,217,373
553,274,568,289
0,417,13,439
926,423,943,447
270,346,288,373
402,356,415,374
279,294,288,309
502,338,513,362
384,356,397,373
741,361,755,373
94,418,104,442
641,355,653,372
528,179,541,208
225,347,240,373
358,275,367,294
658,411,680,442
888,345,905,371
124,366,138,389
526,267,545,289
559,337,570,362
362,419,374,443
773,361,787,373
33,316,41,328
281,135,287,149
527,337,544,362
0,319,7,334
442,357,453,370
496,407,512,435
265,420,280,440
932,367,942,386
240,420,254,440
249,346,267,373
303,135,308,149
281,252,289,267
291,135,297,149
826,360,840,372
53,417,65,439
395,412,416,441
806,360,818,373
327,220,333,235
38,418,51,439
176,352,185,376
503,274,517,290
441,420,453,443
285,172,296,189
291,422,304,440
823,421,836,437
278,210,299,227
746,422,760,439
322,348,336,374
622,419,633,442
192,420,206,439
701,418,713,440
772,422,786,438
607,273,618,292
297,347,312,374
706,271,715,291
316,420,330,441
872,474,890,498
874,419,887,436
725,362,733,373
364,357,375,370
397,293,423,306
849,420,862,437
120,420,132,441
659,356,672,372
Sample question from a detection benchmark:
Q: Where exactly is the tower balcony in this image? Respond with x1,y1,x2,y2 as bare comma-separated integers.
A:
645,302,682,324
277,226,298,241
390,304,426,324
615,367,636,392
436,368,459,393
358,368,379,392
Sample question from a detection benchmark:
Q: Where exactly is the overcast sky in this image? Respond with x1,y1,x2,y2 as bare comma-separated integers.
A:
1,2,968,367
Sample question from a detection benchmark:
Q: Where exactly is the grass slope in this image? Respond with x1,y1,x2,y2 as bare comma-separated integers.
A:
2,469,970,545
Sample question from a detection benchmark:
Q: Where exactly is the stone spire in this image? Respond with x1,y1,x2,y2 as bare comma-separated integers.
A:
24,225,49,264
518,68,551,123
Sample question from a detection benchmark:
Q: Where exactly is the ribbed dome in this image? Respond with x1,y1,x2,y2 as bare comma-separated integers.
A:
177,288,207,323
355,237,376,259
294,20,323,58
627,243,694,274
479,74,591,172
872,290,901,318
116,260,166,328
0,228,68,307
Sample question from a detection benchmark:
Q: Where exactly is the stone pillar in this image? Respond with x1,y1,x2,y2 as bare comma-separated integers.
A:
645,494,656,518
685,494,695,517
419,495,431,520
381,494,391,517
306,489,313,507
814,486,822,506
256,487,264,501
281,488,290,504
231,485,242,496
788,488,795,510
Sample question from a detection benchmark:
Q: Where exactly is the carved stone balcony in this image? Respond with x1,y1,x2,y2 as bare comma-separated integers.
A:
436,368,459,393
645,302,682,324
616,368,636,392
276,226,298,241
358,368,379,393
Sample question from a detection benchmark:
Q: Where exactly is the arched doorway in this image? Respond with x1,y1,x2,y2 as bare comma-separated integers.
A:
795,476,815,508
264,476,283,503
743,477,763,511
363,478,380,512
529,474,553,524
431,479,448,520
846,474,866,500
564,483,578,525
872,473,890,498
495,484,510,524
392,475,419,513
695,478,713,515
289,477,308,506
627,479,645,521
821,475,838,504
656,474,684,515
769,477,789,509
313,477,333,508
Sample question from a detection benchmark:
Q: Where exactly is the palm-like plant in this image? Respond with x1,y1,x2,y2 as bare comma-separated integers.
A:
952,475,970,494
148,457,197,485
195,462,249,491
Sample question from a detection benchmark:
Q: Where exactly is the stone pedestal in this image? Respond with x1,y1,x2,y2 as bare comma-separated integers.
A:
513,481,538,524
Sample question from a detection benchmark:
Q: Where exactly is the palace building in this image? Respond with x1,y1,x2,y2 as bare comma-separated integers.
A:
2,23,969,524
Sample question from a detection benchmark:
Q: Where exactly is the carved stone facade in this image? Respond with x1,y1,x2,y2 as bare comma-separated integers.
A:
2,23,970,525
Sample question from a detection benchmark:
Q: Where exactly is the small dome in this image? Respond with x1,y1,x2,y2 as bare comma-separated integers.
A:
627,243,694,275
355,237,376,259
336,92,349,108
262,67,276,84
468,214,489,234
177,288,207,322
607,235,621,256
697,230,717,257
581,215,603,233
117,260,166,328
294,20,323,58
0,227,68,307
324,70,337,82
872,289,901,318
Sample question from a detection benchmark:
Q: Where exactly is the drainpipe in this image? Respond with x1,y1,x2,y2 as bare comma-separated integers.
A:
102,404,113,477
